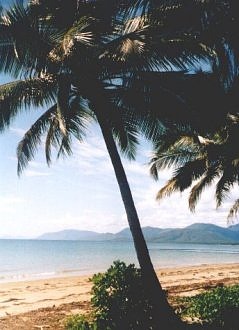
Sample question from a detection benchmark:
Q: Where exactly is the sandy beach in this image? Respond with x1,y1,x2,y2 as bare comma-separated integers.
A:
0,263,239,329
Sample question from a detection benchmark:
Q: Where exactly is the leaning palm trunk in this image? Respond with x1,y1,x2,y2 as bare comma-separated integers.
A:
96,111,183,329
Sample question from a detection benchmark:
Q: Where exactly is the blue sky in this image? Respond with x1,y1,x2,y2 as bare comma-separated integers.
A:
0,74,237,237
0,0,238,238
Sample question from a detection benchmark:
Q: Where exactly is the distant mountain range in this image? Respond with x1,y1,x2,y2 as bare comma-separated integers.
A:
37,223,239,244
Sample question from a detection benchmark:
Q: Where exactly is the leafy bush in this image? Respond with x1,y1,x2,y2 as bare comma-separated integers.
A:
179,285,239,327
66,260,155,330
65,314,110,330
91,260,154,329
65,315,95,330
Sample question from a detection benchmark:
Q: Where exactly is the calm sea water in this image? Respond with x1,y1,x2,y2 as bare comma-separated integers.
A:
0,240,239,283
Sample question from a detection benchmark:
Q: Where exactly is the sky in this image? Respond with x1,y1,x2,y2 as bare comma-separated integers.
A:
0,75,238,238
0,0,238,238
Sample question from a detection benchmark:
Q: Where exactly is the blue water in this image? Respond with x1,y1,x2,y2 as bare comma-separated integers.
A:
0,240,238,283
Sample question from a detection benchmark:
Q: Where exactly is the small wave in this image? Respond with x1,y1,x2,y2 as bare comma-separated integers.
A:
0,271,57,283
149,247,239,254
58,268,87,274
32,272,57,277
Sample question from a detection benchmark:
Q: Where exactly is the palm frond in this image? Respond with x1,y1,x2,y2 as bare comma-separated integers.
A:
56,95,92,160
49,16,94,62
157,158,206,200
100,15,149,65
228,199,239,221
215,166,235,207
17,104,57,174
156,177,178,200
213,42,237,90
150,130,201,179
56,74,71,136
45,95,91,165
44,113,61,165
154,131,199,156
0,3,58,77
0,77,56,131
150,147,200,179
103,13,213,73
17,94,92,171
189,165,221,212
112,122,139,161
150,35,214,71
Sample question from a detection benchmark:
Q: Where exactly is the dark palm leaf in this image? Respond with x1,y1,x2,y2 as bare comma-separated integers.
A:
17,95,92,171
157,158,207,201
0,77,56,131
112,117,139,161
0,3,59,77
44,95,92,165
17,104,57,174
189,164,221,212
228,199,239,220
215,165,237,207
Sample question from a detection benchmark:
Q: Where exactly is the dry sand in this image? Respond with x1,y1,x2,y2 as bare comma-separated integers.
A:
0,263,239,329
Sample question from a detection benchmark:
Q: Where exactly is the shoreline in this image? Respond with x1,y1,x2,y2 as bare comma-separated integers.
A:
0,262,239,317
1,259,238,286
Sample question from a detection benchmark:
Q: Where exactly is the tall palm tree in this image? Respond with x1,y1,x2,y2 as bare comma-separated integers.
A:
0,1,215,327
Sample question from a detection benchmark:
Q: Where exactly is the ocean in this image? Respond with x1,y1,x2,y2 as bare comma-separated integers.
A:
0,240,238,283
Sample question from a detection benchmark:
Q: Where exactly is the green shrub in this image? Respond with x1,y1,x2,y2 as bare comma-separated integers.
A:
66,260,155,330
65,315,94,330
179,285,239,327
90,260,154,329
65,314,108,330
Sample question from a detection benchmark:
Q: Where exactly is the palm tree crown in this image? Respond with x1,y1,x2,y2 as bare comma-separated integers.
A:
0,0,211,171
150,113,239,220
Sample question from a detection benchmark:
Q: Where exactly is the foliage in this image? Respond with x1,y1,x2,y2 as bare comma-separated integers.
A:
178,285,239,327
0,0,217,173
66,261,156,330
66,265,239,330
91,260,155,329
65,314,111,330
150,115,239,219
65,315,97,330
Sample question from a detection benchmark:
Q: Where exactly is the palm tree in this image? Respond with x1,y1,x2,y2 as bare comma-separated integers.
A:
147,0,239,224
0,1,216,328
150,112,239,221
143,0,239,89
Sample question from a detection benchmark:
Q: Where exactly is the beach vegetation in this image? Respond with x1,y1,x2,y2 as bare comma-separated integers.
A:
90,260,154,329
66,260,157,329
66,262,239,330
65,314,97,330
178,285,239,328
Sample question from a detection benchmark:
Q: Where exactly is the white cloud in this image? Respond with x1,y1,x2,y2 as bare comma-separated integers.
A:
24,170,51,177
0,196,25,213
2,121,239,236
0,196,24,204
28,160,47,169
124,162,148,176
10,127,26,137
37,209,128,235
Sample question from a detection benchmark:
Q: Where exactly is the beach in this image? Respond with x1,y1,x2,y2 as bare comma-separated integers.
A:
0,263,239,329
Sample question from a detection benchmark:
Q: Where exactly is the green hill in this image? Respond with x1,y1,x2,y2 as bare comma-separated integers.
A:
37,223,239,244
